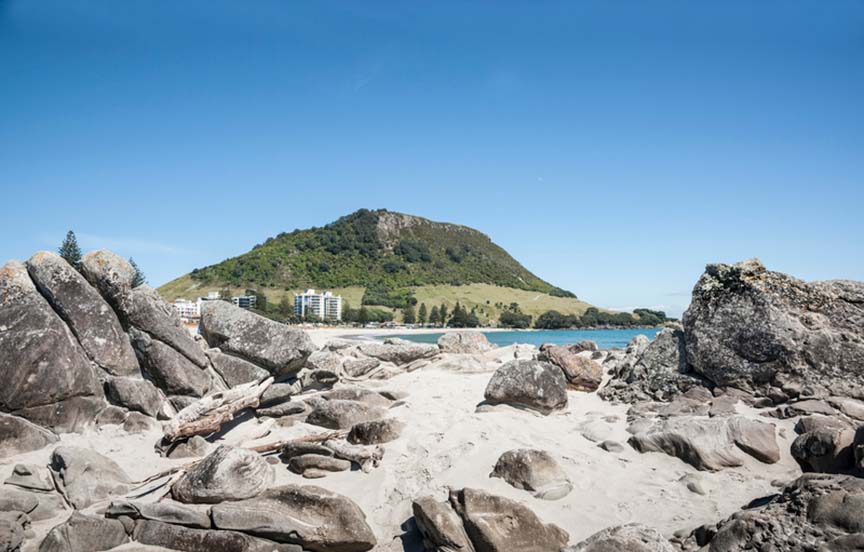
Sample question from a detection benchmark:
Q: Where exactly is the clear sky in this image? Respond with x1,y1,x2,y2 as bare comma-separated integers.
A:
2,1,862,317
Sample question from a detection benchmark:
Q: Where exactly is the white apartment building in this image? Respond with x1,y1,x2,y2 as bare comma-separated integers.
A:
294,289,342,321
171,298,200,320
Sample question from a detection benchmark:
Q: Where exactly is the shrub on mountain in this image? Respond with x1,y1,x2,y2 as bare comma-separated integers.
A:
58,230,82,270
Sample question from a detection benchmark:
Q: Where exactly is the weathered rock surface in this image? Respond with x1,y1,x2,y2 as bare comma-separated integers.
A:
347,418,404,445
211,485,377,551
26,251,139,377
539,344,603,391
412,496,475,552
323,388,391,406
0,511,29,552
0,413,59,458
172,445,273,504
107,500,211,529
11,396,107,434
791,427,856,473
490,449,572,500
50,446,132,509
304,350,346,374
130,328,210,397
0,260,101,428
305,399,388,430
437,332,493,354
132,519,302,552
563,523,675,551
105,376,163,417
200,301,315,376
39,512,129,552
207,349,269,388
483,360,568,415
628,415,779,470
79,250,137,307
288,454,351,475
683,258,864,397
167,435,213,459
5,463,55,492
356,338,439,365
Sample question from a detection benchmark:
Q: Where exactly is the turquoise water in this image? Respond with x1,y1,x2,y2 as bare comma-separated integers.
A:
390,328,661,349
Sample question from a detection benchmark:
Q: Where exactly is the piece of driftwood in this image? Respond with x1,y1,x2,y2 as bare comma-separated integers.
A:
323,439,385,472
163,377,273,442
246,430,347,454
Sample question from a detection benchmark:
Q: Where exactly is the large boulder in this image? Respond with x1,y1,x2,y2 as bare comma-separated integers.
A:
0,413,58,458
11,396,107,434
683,258,864,397
483,360,568,415
130,328,211,397
539,344,603,392
79,250,137,307
107,500,211,529
0,511,29,552
563,524,675,552
438,332,493,354
172,445,273,504
347,418,404,445
0,260,101,428
132,519,302,552
355,338,439,365
26,251,139,377
211,485,377,552
305,399,388,430
490,449,572,500
791,427,856,473
628,415,780,471
207,349,269,388
104,377,163,417
200,301,315,376
39,512,129,552
412,496,475,552
50,446,132,509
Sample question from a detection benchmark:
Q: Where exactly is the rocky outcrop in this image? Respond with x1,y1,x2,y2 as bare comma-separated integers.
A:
172,445,273,504
26,251,139,377
0,413,59,458
790,427,857,473
131,519,302,552
305,399,388,430
39,512,129,552
200,300,315,376
49,446,132,509
628,415,779,471
483,360,568,415
564,524,675,551
683,258,864,397
356,338,439,364
210,485,377,551
490,449,572,500
413,488,569,552
207,349,270,388
438,332,493,354
104,376,163,417
130,328,211,397
107,500,211,529
539,344,603,392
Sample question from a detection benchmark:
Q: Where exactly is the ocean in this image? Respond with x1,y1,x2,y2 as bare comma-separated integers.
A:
390,327,661,350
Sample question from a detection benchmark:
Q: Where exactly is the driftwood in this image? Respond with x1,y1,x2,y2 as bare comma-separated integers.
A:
246,430,347,454
163,377,274,442
323,439,385,472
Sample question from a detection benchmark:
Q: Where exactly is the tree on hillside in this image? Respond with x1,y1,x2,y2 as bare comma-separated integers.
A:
358,306,370,325
279,296,293,318
58,231,82,270
466,307,481,328
418,303,428,326
402,305,416,325
218,289,233,302
428,306,440,326
439,303,449,327
129,258,146,287
450,302,468,328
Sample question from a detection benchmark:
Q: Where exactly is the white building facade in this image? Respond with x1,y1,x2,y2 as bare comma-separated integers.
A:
294,289,342,321
171,299,200,320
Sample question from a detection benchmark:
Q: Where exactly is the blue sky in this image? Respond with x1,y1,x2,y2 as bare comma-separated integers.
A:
1,1,862,317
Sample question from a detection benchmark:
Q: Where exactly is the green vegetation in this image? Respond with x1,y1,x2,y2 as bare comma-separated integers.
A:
129,258,146,287
533,307,674,329
58,230,82,270
498,303,533,329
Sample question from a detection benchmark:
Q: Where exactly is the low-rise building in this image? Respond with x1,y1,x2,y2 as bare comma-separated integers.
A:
233,295,257,309
294,289,342,321
171,298,200,321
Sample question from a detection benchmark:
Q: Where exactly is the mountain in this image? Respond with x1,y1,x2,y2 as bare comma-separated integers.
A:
158,209,596,322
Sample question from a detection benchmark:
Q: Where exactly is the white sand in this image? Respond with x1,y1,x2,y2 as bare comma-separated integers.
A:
3,352,802,551
303,326,504,347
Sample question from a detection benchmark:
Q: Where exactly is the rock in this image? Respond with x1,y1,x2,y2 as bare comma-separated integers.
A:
795,414,854,434
293,368,339,391
26,251,139,378
0,511,28,552
132,519,302,552
107,500,211,529
94,405,128,426
259,383,296,407
347,418,404,445
490,449,572,500
123,412,160,433
305,399,388,430
5,463,55,492
412,496,475,552
828,396,864,421
0,413,59,458
50,446,132,509
577,419,613,443
200,301,315,376
628,415,779,471
766,399,838,419
0,260,101,429
598,440,625,453
130,328,210,397
449,488,569,552
437,332,493,354
105,377,163,417
172,445,273,504
207,349,269,388
483,360,568,415
356,338,439,365
563,523,675,551
11,396,107,434
79,250,137,306
323,388,391,407
539,345,603,391
211,484,377,551
288,454,351,474
343,358,380,378
305,351,346,373
167,436,213,459
680,474,707,495
791,427,856,473
257,402,306,418
280,442,335,459
39,512,128,552
683,259,864,397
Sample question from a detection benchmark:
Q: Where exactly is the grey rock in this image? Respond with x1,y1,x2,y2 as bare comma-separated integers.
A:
490,449,572,500
0,487,65,521
95,405,129,426
356,338,439,365
323,388,391,406
207,349,269,388
167,436,213,459
483,360,568,415
105,377,163,417
259,383,297,407
343,358,380,378
130,328,210,397
305,350,346,373
791,427,856,473
539,344,603,391
200,301,315,376
257,402,306,418
628,415,779,471
0,260,100,428
347,418,404,445
79,250,137,307
38,512,128,552
211,484,377,551
683,259,864,397
288,454,351,474
5,463,54,492
12,396,107,434
50,446,132,509
0,511,28,552
563,523,675,551
132,519,302,552
598,440,625,453
280,442,335,459
449,487,569,552
26,251,139,377
172,445,273,504
0,413,58,458
123,412,160,433
437,332,493,354
412,496,475,552
795,414,854,434
305,399,388,430
107,500,211,529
